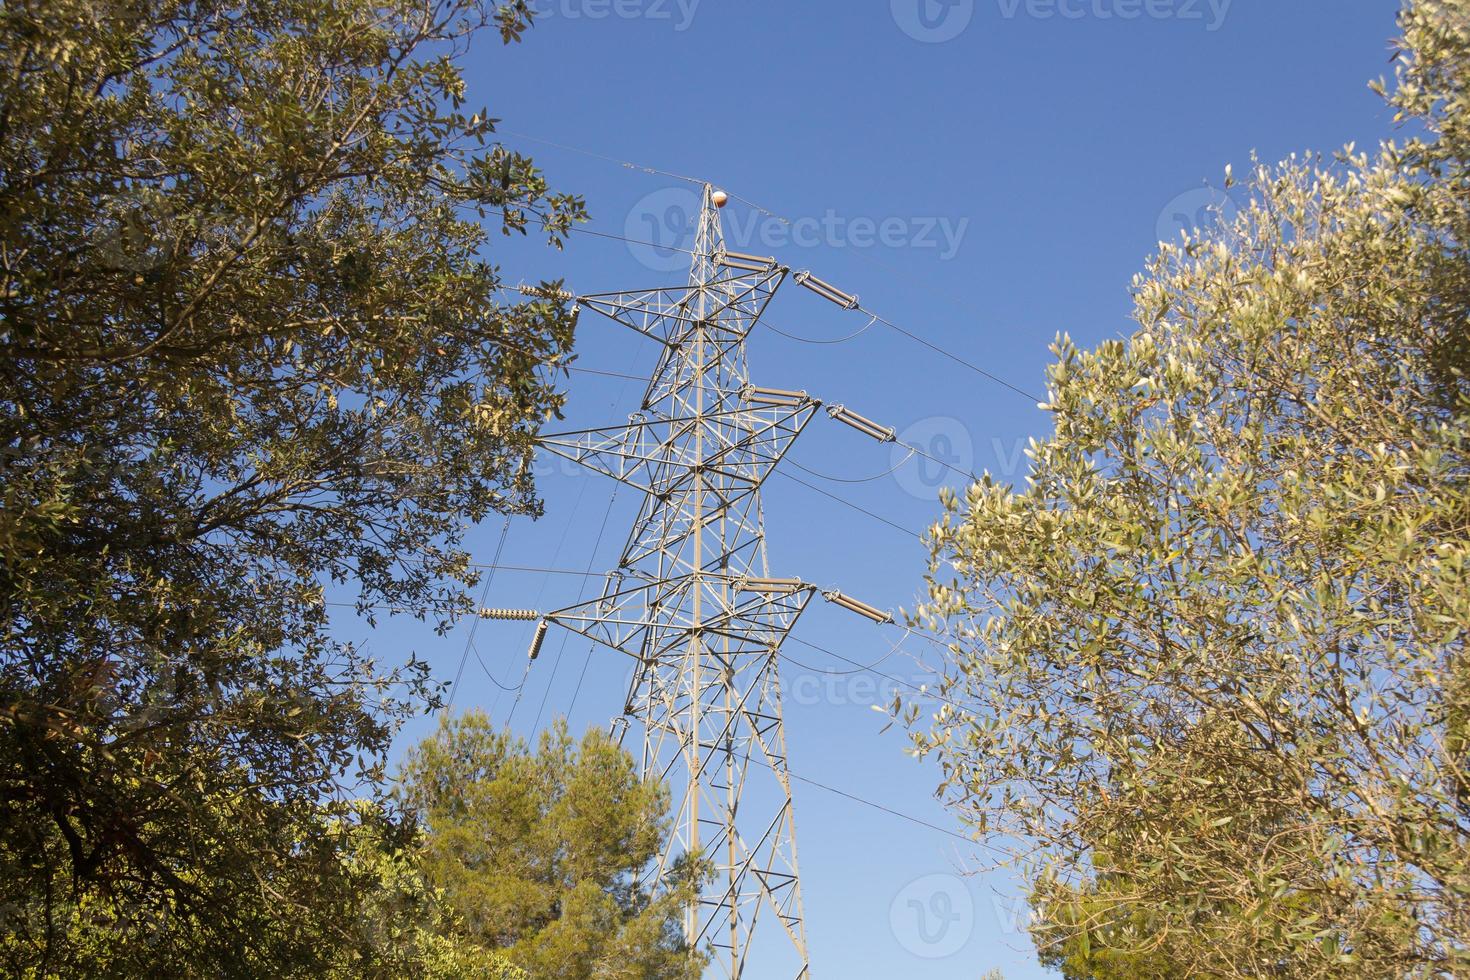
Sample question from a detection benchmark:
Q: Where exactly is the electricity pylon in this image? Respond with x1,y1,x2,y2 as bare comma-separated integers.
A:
540,186,818,978
516,185,894,978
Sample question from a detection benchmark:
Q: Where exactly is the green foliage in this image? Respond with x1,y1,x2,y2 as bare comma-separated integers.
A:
319,806,530,980
399,711,708,979
0,0,582,972
906,2,1470,976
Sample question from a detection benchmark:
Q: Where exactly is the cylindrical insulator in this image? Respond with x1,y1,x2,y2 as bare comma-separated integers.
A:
824,591,894,625
740,577,805,593
518,283,575,302
827,405,896,443
480,608,539,621
743,385,810,408
527,620,549,661
793,271,859,310
718,249,776,272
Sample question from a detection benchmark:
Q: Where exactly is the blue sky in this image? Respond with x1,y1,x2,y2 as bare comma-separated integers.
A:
352,3,1407,976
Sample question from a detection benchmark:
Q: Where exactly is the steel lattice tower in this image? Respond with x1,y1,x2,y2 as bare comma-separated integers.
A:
534,185,829,978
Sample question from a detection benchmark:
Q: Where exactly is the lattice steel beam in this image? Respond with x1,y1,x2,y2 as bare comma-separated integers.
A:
540,185,814,979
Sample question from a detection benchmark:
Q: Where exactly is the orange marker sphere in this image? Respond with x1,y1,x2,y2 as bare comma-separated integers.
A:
712,190,729,208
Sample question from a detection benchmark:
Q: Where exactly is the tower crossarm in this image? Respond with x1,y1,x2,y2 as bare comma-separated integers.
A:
537,395,820,500
543,573,816,663
579,265,786,350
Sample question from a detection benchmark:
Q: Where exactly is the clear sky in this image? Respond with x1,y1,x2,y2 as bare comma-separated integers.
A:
349,3,1407,977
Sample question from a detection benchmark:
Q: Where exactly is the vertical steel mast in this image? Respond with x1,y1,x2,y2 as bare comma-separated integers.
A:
536,185,815,977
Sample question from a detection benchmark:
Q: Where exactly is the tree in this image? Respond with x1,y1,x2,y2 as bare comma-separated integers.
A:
0,0,583,971
319,804,530,980
398,711,708,980
904,1,1470,975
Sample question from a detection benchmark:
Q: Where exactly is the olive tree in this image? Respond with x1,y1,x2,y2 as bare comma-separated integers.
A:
906,2,1470,975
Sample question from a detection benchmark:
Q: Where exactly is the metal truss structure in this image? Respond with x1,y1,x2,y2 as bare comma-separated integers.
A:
536,185,825,979
512,185,900,977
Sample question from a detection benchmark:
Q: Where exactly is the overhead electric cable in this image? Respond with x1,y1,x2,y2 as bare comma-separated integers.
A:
531,484,621,737
485,133,1043,403
775,470,922,539
788,447,917,484
570,365,648,382
447,516,514,711
498,128,706,186
761,314,880,346
858,305,1042,403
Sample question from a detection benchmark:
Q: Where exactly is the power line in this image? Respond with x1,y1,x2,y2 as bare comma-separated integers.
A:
488,132,1042,404
783,634,932,697
859,306,1043,403
501,202,1041,404
775,470,922,539
532,484,621,737
788,446,917,485
447,516,514,712
570,222,695,254
506,455,602,727
780,633,972,718
741,753,987,851
498,128,705,187
903,438,983,486
761,313,880,346
787,765,976,847
570,365,648,382
482,206,696,257
461,561,605,578
344,558,612,581
535,339,648,733
470,637,526,693
778,629,907,677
